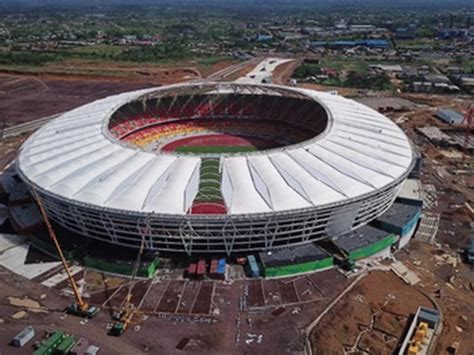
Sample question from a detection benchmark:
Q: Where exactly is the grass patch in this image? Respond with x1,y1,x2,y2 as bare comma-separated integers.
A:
196,159,222,202
176,145,257,154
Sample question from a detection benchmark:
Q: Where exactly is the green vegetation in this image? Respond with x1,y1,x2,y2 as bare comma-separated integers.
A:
195,158,222,202
292,59,393,91
292,63,322,79
345,71,394,91
117,44,190,62
0,50,64,66
196,56,233,67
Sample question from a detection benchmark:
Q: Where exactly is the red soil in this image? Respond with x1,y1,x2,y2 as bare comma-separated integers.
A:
189,202,227,215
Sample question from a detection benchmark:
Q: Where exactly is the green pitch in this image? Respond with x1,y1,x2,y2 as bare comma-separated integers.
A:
175,145,257,154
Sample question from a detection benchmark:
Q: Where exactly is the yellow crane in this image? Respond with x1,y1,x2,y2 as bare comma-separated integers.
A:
32,188,99,318
110,235,146,336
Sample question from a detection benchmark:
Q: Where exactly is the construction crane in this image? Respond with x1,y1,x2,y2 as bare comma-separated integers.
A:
110,235,146,336
32,188,99,319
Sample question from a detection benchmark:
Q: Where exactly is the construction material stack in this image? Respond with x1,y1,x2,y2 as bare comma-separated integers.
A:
209,258,226,280
247,255,260,278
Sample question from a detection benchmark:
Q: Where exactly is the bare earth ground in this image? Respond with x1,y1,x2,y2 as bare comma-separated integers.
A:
0,74,157,126
311,270,434,355
272,59,302,85
396,242,474,354
0,59,243,127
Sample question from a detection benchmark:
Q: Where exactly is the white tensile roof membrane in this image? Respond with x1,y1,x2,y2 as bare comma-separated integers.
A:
17,83,413,216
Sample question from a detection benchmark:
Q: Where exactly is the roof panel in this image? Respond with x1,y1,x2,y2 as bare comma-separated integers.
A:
49,148,136,198
269,152,345,205
106,156,176,211
288,149,373,198
247,155,310,211
144,158,200,214
222,157,272,214
74,152,155,206
32,144,119,188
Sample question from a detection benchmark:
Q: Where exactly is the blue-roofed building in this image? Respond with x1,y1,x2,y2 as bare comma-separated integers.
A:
435,108,465,125
438,29,469,39
318,39,390,49
395,28,416,40
310,41,328,47
330,40,357,48
364,39,390,48
256,34,273,42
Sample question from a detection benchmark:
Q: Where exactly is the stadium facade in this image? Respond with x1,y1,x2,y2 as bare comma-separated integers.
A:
16,82,414,255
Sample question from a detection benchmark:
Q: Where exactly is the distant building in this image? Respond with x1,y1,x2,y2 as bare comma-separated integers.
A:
321,67,338,77
395,28,416,40
364,39,390,48
460,76,474,92
349,24,376,33
369,64,403,73
423,74,450,84
438,29,469,39
313,39,390,49
446,66,463,75
412,82,432,93
256,34,273,42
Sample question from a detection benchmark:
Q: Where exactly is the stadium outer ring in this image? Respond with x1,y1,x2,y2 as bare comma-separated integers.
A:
16,82,415,255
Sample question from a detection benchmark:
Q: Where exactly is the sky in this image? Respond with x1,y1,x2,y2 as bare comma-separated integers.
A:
1,0,474,11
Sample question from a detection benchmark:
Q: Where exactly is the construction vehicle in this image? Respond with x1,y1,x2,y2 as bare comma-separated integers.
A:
110,236,146,336
32,189,99,319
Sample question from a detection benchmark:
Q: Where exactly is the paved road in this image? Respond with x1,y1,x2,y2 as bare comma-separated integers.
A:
205,57,262,81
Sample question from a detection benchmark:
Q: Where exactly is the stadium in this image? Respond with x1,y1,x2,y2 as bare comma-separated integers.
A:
16,82,415,256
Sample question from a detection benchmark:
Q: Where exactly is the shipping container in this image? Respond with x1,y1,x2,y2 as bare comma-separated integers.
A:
186,263,197,279
247,255,260,278
196,259,206,280
34,330,65,355
55,335,76,354
12,326,35,347
217,258,226,274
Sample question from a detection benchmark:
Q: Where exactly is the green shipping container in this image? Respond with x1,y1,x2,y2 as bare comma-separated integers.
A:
84,256,159,278
348,234,396,261
34,331,65,355
55,335,76,354
264,257,334,277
